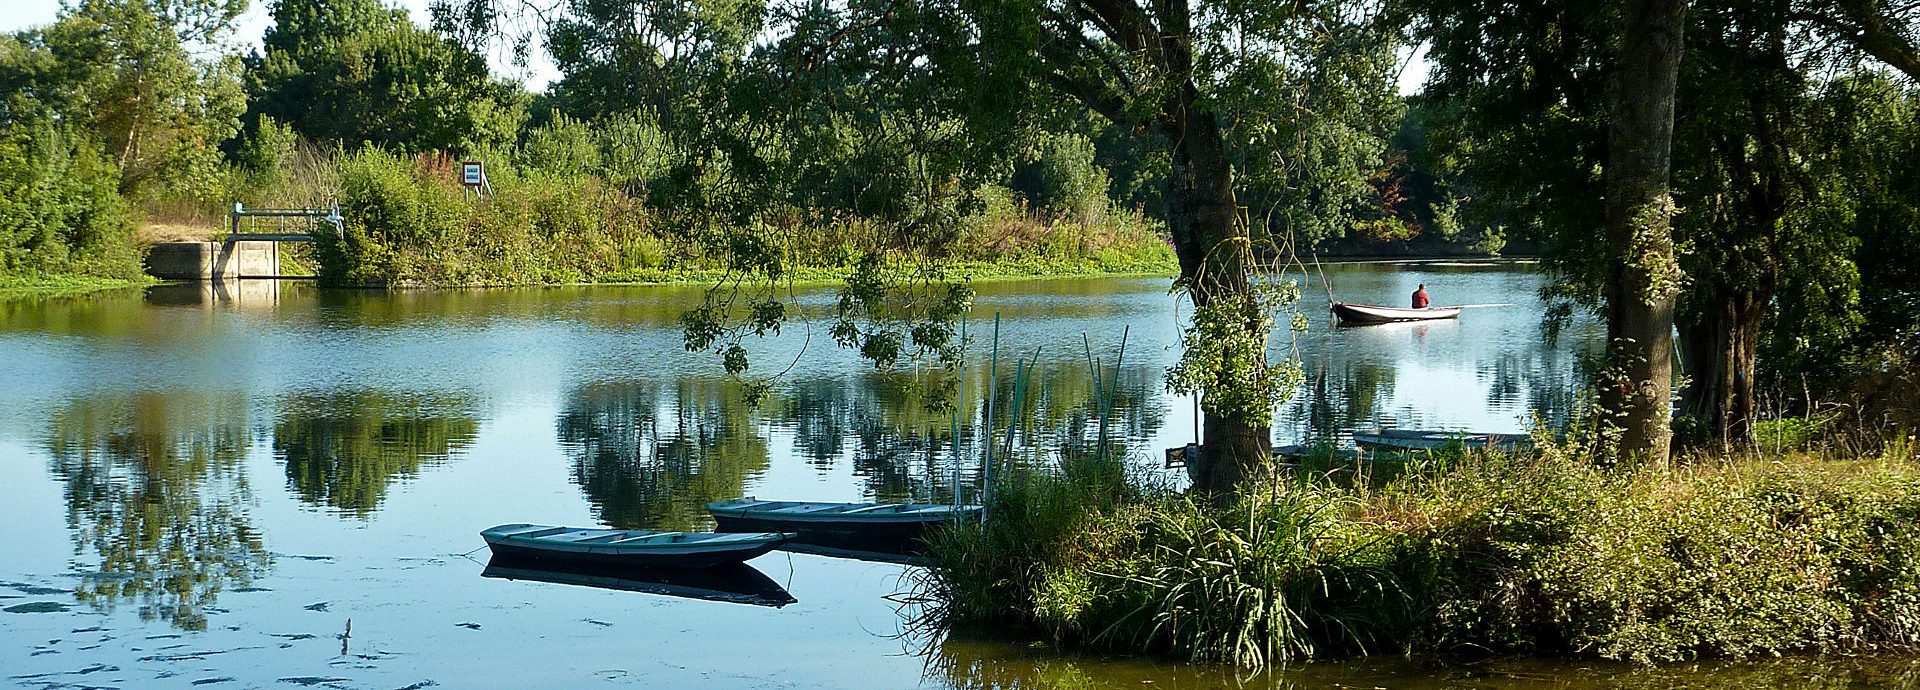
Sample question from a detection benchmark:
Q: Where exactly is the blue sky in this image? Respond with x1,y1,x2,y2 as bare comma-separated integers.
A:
2,0,1428,95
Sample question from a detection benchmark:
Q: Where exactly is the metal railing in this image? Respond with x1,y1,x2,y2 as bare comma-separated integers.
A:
228,202,343,242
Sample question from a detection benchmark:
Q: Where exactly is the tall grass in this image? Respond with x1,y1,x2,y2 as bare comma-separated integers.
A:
917,436,1920,667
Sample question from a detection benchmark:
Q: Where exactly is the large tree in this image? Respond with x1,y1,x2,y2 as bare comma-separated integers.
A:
781,0,1402,492
249,0,526,154
1600,0,1687,462
1420,0,1917,456
13,0,247,201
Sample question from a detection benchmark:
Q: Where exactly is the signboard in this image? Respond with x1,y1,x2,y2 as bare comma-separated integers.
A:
462,161,484,187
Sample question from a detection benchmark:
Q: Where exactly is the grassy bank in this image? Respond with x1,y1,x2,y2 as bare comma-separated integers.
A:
920,437,1920,667
0,275,152,299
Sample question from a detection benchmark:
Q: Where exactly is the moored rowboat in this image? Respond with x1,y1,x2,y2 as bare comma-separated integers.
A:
1331,302,1462,325
1351,428,1532,452
480,524,792,569
706,499,982,539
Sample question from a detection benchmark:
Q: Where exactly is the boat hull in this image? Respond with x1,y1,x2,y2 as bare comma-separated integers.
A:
708,500,982,540
480,524,790,569
1352,429,1532,452
1331,302,1462,325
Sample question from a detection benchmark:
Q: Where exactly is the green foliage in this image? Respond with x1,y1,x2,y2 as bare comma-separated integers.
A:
1164,289,1305,426
924,448,1920,667
10,0,246,208
0,120,139,280
319,148,645,286
249,0,527,155
1405,453,1920,662
1010,133,1110,223
1414,0,1920,443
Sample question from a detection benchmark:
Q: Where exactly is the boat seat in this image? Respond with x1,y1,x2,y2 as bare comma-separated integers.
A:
610,532,681,544
490,525,554,536
843,504,900,514
776,504,837,513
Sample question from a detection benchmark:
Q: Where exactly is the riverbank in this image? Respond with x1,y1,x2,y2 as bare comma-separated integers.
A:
920,438,1920,668
0,275,153,300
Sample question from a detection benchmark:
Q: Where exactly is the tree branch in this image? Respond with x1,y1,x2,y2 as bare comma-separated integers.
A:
1792,0,1920,81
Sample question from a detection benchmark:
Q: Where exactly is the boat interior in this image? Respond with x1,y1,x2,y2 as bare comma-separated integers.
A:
720,500,962,515
487,525,775,544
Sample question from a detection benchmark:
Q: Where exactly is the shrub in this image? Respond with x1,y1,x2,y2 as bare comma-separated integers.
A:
0,121,139,280
319,148,649,286
922,450,1920,667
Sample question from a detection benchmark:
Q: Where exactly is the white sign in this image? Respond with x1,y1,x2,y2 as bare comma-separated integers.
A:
462,161,484,186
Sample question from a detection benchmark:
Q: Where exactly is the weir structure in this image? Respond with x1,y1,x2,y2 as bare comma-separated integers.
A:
144,202,343,281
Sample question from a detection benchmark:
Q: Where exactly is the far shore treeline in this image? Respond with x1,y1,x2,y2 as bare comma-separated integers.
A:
2,0,1518,296
6,1,1911,425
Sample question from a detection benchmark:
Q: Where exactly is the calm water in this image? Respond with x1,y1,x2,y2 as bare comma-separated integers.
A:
1,262,1907,688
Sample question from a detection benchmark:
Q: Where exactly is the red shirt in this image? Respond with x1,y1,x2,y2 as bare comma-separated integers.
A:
1412,288,1429,309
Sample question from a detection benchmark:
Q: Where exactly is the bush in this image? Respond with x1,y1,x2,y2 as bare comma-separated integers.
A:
0,121,139,280
319,148,650,286
921,449,1920,667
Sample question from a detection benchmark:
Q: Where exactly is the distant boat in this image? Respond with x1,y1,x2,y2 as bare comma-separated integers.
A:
1351,429,1532,452
706,499,982,539
480,524,791,569
1331,302,1462,325
481,556,797,608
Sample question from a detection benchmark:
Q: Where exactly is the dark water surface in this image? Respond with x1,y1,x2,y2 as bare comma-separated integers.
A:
2,263,1908,688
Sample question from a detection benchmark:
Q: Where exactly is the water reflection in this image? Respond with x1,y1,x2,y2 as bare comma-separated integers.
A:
1298,361,1399,445
272,390,480,516
929,637,1920,689
481,556,796,608
557,380,770,531
43,393,269,631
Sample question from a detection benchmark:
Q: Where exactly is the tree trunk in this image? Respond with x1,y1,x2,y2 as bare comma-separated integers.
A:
1163,100,1273,494
1600,0,1687,465
1677,289,1766,449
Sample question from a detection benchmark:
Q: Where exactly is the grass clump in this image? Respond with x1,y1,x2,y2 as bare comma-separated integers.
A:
919,445,1920,667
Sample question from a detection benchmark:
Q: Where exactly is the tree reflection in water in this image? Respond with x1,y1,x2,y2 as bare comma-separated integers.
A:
558,380,770,531
273,389,480,517
43,392,269,631
558,364,1169,531
926,635,1920,690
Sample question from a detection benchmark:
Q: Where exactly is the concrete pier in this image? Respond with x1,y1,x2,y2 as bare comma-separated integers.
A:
145,241,283,280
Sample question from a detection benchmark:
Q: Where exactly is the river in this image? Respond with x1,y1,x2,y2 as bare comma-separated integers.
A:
2,261,1909,688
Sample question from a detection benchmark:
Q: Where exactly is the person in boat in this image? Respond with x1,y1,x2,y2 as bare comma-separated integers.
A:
1412,283,1430,309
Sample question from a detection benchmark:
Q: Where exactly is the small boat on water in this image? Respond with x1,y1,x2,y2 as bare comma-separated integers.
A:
1331,302,1462,325
481,556,797,607
480,524,792,569
706,499,982,539
1352,429,1532,452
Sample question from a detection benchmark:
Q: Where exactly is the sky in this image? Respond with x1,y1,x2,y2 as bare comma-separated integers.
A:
1,0,1430,96
0,0,565,88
